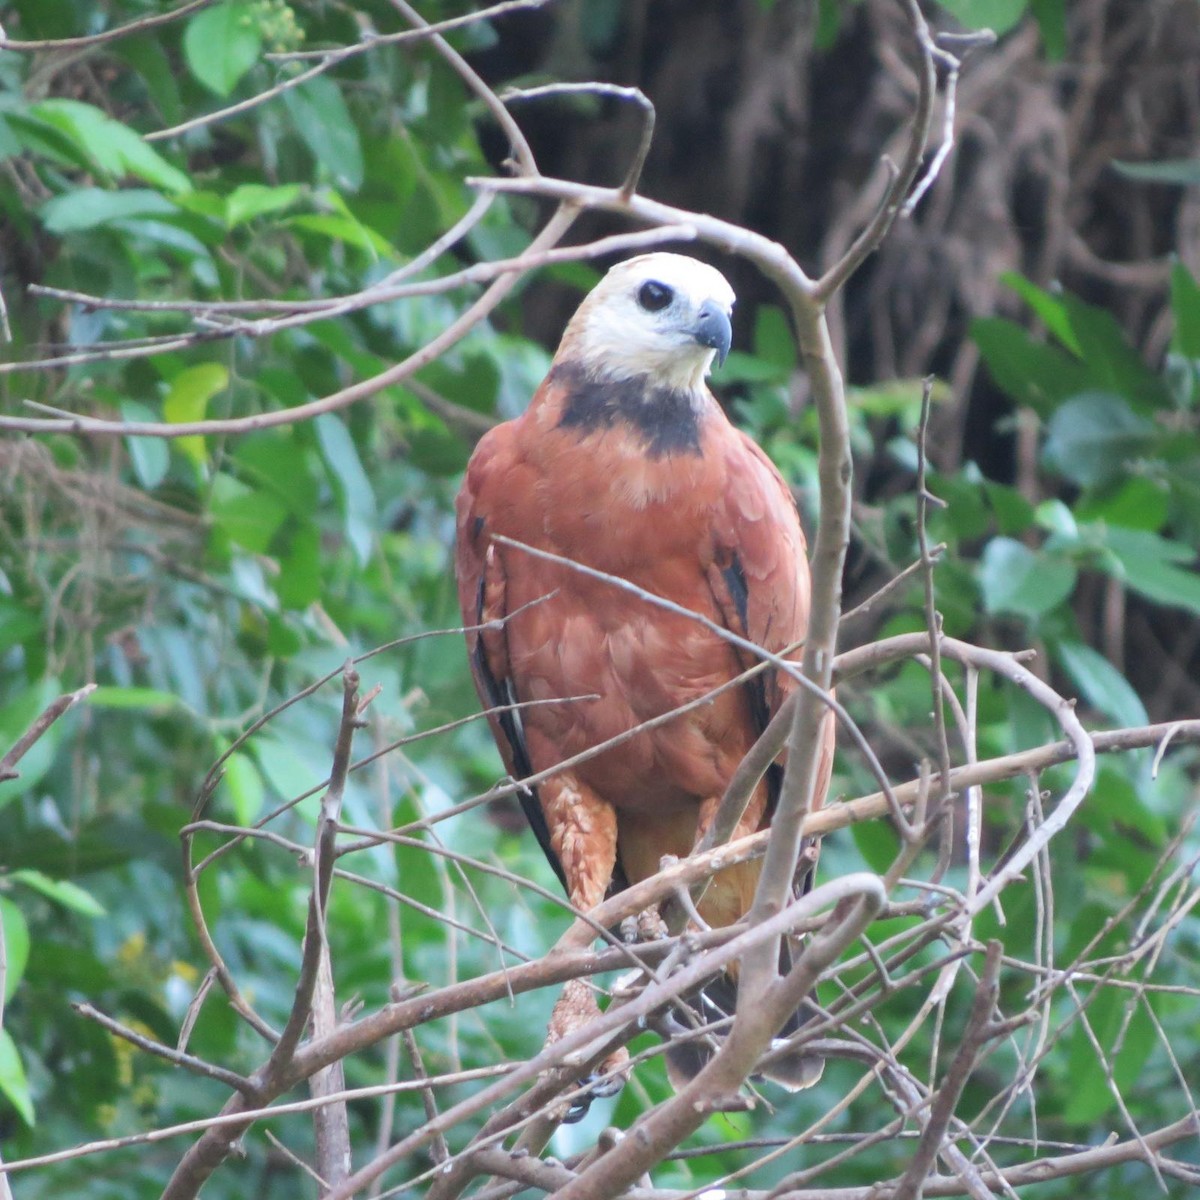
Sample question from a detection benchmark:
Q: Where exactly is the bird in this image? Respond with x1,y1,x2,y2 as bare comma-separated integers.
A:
454,251,835,1113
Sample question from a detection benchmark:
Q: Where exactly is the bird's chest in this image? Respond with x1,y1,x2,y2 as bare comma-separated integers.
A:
526,422,720,573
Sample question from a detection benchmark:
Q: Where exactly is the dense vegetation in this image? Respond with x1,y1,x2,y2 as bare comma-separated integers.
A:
0,1,1197,1197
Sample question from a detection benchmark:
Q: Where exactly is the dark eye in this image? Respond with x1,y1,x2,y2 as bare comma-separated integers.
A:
637,281,674,312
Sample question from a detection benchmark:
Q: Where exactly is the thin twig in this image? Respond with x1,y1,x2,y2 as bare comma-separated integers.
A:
0,0,214,51
502,82,656,196
72,1003,257,1097
0,683,95,783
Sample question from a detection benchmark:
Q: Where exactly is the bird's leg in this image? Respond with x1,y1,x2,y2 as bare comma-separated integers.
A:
538,774,629,1112
690,789,769,932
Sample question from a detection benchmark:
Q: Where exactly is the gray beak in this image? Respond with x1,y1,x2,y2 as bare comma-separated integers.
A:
693,299,732,367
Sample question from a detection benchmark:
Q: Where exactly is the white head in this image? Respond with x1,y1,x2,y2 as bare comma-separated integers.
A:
558,253,736,392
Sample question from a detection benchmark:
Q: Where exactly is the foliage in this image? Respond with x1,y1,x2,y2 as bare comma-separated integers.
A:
0,0,1197,1197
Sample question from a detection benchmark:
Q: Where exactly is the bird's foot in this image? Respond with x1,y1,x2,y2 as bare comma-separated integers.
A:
547,979,629,1123
561,1055,628,1123
620,906,668,944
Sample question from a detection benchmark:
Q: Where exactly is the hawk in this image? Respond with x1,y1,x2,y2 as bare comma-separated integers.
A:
455,252,834,1111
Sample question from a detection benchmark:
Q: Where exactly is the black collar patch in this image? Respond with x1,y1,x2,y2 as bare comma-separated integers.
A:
551,363,703,458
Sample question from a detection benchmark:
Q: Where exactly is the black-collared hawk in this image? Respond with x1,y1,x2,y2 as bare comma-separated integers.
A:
455,252,835,1110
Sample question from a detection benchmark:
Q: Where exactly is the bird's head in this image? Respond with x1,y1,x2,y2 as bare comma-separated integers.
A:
558,253,735,392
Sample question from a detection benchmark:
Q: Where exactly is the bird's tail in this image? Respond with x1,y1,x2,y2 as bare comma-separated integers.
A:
653,940,825,1094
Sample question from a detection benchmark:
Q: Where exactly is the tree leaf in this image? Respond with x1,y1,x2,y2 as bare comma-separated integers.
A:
1042,392,1156,489
227,182,305,227
10,869,107,917
0,1030,34,1127
39,187,178,234
163,362,228,469
1053,640,1149,729
0,898,30,1002
210,479,288,554
970,317,1090,416
1170,260,1200,359
1001,272,1080,354
1101,527,1200,616
936,0,1028,35
283,77,365,192
87,686,183,712
275,524,321,610
0,677,65,812
184,1,263,97
1060,295,1171,413
316,414,378,567
223,752,265,826
121,400,171,489
1029,0,1066,58
978,538,1076,620
30,99,190,192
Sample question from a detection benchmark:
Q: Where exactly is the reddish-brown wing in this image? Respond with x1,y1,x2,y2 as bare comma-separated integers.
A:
455,417,573,889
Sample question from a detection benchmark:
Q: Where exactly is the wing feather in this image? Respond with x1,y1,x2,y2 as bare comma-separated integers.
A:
455,426,568,890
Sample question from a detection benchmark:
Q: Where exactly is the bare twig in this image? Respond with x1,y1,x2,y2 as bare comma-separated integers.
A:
386,0,537,177
502,82,656,196
72,1003,256,1097
0,683,95,783
0,0,214,51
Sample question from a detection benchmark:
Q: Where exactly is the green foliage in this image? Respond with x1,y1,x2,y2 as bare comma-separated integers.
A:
0,0,1196,1196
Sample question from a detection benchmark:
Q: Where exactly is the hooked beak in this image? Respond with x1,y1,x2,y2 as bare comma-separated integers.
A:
692,299,732,368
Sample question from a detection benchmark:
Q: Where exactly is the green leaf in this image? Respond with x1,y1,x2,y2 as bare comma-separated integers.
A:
815,0,844,47
1053,641,1148,729
1060,295,1170,413
283,77,365,192
276,524,321,610
0,108,94,171
316,414,378,566
0,898,29,1002
1029,0,1065,57
10,869,107,917
227,182,305,227
233,432,318,516
1075,476,1168,532
288,214,388,258
39,187,178,234
752,306,797,372
1042,392,1156,489
1034,498,1077,539
1112,158,1200,186
0,600,41,660
1170,260,1200,359
254,736,320,805
1063,989,1156,1123
30,99,190,192
210,479,289,554
936,0,1027,34
970,317,1090,416
1001,273,1080,354
223,752,265,825
0,1030,34,1126
87,686,183,712
1082,768,1167,847
121,400,170,489
1101,527,1200,616
977,537,1076,621
184,1,263,97
0,678,65,812
163,363,228,469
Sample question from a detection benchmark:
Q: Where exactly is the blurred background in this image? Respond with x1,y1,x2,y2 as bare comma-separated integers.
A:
0,1,1198,1196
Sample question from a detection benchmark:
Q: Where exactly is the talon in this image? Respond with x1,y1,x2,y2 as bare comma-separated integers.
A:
636,906,668,942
